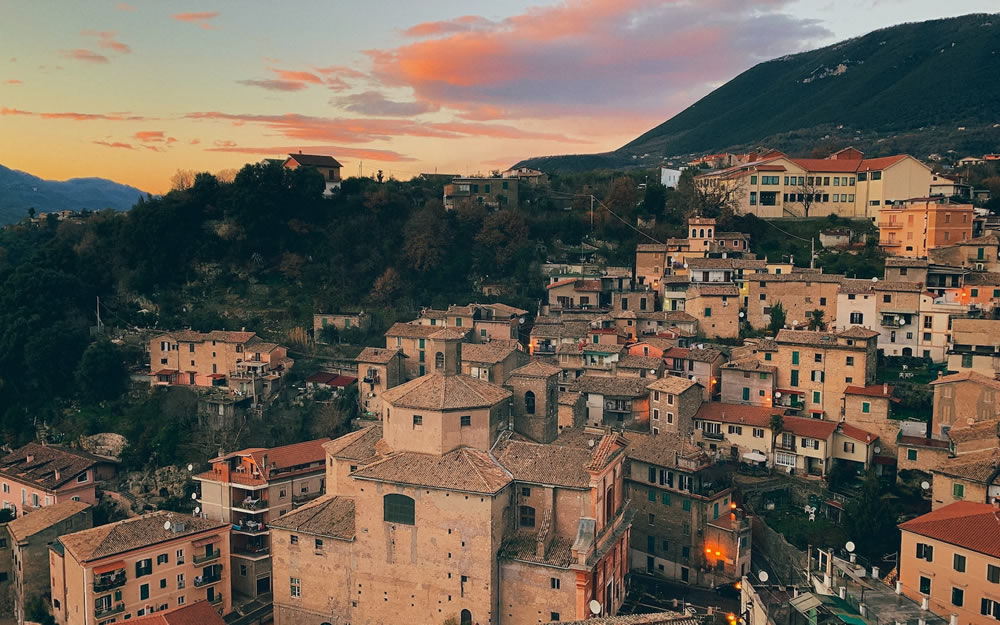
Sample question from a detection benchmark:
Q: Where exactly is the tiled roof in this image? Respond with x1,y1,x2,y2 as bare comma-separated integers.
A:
493,431,623,488
268,495,355,539
381,374,512,410
461,340,522,364
499,534,575,567
631,337,678,352
838,422,878,443
7,500,90,542
0,443,112,491
747,273,844,283
930,370,1000,391
626,431,706,469
355,347,403,364
948,420,1000,444
485,303,529,317
715,232,749,240
612,309,638,319
59,511,228,563
552,610,698,625
573,375,651,398
691,284,739,296
384,323,467,340
663,347,689,359
695,403,786,428
687,258,745,269
964,272,1000,286
229,438,330,476
899,501,1000,558
510,360,563,378
722,358,776,374
617,356,664,370
646,376,700,394
844,384,894,398
839,279,876,294
419,308,448,319
837,326,880,339
637,243,669,252
776,329,840,346
323,425,383,462
687,348,722,363
873,281,924,292
558,391,582,406
157,330,257,344
586,432,628,472
131,601,227,625
351,447,511,494
932,449,1000,483
287,153,343,168
886,257,929,267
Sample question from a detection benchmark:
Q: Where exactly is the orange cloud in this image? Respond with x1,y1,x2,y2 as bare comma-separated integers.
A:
172,11,219,22
82,30,131,54
204,144,416,162
403,15,495,38
134,131,177,143
93,140,134,150
5,79,22,85
272,69,322,84
41,111,145,121
116,3,136,11
213,139,237,148
61,49,109,63
1,107,31,115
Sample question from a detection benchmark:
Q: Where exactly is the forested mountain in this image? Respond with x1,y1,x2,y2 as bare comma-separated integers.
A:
518,13,1000,172
0,164,148,225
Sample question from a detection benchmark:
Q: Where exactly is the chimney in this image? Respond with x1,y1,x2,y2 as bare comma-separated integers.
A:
54,469,61,481
896,581,902,595
872,566,879,579
950,615,958,625
839,587,846,599
883,383,888,395
922,597,930,611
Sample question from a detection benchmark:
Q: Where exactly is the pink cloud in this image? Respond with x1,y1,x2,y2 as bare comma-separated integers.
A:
2,108,146,121
172,11,219,22
214,139,237,148
203,144,416,162
61,49,109,63
185,110,585,144
403,15,495,38
82,30,131,54
133,131,176,144
5,79,22,85
271,69,322,84
116,3,136,10
190,138,201,145
1,107,31,115
93,140,134,150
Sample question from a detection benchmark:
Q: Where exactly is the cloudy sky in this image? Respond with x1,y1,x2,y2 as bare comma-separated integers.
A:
1,1,995,192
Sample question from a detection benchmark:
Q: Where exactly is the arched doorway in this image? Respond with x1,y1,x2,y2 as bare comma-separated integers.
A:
460,609,473,625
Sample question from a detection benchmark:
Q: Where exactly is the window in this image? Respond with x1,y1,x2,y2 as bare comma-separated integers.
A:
176,549,184,564
742,387,750,401
662,492,671,506
140,583,149,600
907,449,917,461
290,535,298,545
916,543,934,562
792,351,799,365
982,598,1000,619
435,352,444,369
862,402,870,414
871,171,882,180
952,587,964,607
750,175,758,184
384,494,415,525
775,452,796,467
750,192,757,206
753,428,764,438
682,499,691,512
290,577,301,598
648,488,656,502
971,288,979,298
704,307,712,318
77,472,89,483
551,613,560,622
136,558,152,577
520,505,536,528
954,553,966,572
412,415,423,428
315,538,324,550
551,577,561,589
522,486,531,497
846,356,854,366
460,415,471,427
525,391,535,414
883,294,891,303
813,391,821,404
647,467,656,483
791,370,799,387
814,353,823,363
157,553,168,565
728,425,743,435
953,482,965,499
764,352,772,361
962,353,974,368
989,564,1000,584
648,513,656,525
843,442,855,453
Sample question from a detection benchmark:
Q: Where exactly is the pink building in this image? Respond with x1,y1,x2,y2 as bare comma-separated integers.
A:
0,443,116,518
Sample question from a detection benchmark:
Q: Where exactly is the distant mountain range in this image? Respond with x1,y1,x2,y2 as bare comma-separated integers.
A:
517,13,1000,173
0,164,148,225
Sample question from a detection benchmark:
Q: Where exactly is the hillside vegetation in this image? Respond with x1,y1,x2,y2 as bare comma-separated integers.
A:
518,14,1000,172
0,164,148,225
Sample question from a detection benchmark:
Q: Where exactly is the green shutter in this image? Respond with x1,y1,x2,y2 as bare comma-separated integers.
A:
742,388,750,401
790,370,799,387
792,351,799,365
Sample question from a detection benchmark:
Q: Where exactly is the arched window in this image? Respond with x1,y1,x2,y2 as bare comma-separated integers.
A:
461,610,473,625
707,228,713,237
384,494,414,525
691,228,696,237
519,505,536,527
524,391,535,415
435,352,445,369
699,228,705,238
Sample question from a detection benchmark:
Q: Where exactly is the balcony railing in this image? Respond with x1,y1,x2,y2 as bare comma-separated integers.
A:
93,573,127,593
878,240,901,247
193,548,221,565
194,572,223,587
879,221,903,229
702,431,725,441
881,317,905,328
210,593,223,605
95,603,125,619
233,521,267,535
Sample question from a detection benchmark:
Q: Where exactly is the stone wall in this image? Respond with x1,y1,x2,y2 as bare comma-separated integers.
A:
750,515,808,585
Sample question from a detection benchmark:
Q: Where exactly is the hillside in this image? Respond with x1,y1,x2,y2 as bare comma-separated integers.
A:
517,14,1000,172
0,164,148,224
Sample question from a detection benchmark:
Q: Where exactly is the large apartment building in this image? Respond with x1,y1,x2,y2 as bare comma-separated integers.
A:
898,502,1000,625
695,149,932,221
194,439,329,599
878,199,975,257
0,443,116,518
443,176,519,210
271,368,633,625
148,330,293,400
51,511,231,625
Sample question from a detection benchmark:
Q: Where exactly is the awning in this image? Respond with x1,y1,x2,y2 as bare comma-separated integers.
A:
151,369,178,376
208,373,226,379
192,535,222,547
743,451,767,463
776,388,804,395
93,560,126,574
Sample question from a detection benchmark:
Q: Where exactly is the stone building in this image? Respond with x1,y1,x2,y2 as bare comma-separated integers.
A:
929,372,1000,437
574,375,652,431
270,370,632,625
720,359,777,407
685,284,740,339
384,323,468,379
0,443,116,518
355,347,406,419
841,384,900,459
646,376,703,437
461,340,528,384
504,360,563,443
746,273,843,331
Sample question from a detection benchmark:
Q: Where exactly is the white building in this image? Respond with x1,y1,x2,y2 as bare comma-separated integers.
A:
661,167,682,189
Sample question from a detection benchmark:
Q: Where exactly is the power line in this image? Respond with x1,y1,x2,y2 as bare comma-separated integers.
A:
540,189,664,244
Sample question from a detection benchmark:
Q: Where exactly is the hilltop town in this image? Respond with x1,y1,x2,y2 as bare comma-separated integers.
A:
0,143,999,625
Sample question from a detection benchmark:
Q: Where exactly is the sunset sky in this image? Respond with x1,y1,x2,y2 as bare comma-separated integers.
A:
1,1,995,193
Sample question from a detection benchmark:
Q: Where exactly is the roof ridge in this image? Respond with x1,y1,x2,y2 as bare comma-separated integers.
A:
459,448,491,492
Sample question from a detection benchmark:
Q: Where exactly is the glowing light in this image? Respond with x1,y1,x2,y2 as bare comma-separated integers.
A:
715,550,722,556
730,502,737,509
705,547,712,554
735,582,742,590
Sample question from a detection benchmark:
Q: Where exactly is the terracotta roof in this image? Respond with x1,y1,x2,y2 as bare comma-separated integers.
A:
838,422,878,443
355,347,402,364
616,356,664,370
419,308,448,319
687,258,747,269
156,330,257,344
747,273,844,283
494,430,624,488
286,153,343,168
485,303,530,317
646,376,700,394
546,278,577,289
837,326,880,339
130,601,226,625
381,374,512,410
930,370,1000,391
460,340,522,364
558,391,582,406
59,511,228,563
964,272,1000,286
384,323,467,340
0,443,112,491
241,438,329,475
631,337,678,351
844,384,894,398
586,432,628,472
687,348,722,362
932,449,1000,483
695,403,786,428
663,347,689,359
268,495,355,539
573,375,651,398
7,500,90,542
499,534,575,567
552,611,698,625
722,358,776,374
350,447,511,494
716,232,749,240
613,309,638,319
886,257,930,267
691,284,739,296
323,426,383,462
626,431,706,469
776,329,841,346
873,281,924,292
839,279,876,294
899,501,1000,558
637,243,669,252
948,420,1000,444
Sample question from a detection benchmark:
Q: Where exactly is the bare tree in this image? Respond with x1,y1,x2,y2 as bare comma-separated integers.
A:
794,176,823,217
169,169,196,192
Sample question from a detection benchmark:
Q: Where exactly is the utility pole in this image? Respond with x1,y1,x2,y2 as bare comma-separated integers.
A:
96,296,103,333
590,195,594,233
810,238,815,269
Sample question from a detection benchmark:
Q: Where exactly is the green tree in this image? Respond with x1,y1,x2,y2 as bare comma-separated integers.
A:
770,413,784,460
844,468,898,561
75,340,129,404
641,181,667,215
768,301,786,335
808,309,826,331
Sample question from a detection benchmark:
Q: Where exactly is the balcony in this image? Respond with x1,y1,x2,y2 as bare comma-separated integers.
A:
194,571,223,587
232,520,268,535
775,442,797,453
880,316,905,328
232,497,269,514
363,373,380,385
95,603,125,619
879,221,903,229
93,573,127,593
702,431,725,441
193,548,221,565
292,491,320,505
878,239,901,247
233,545,270,559
210,593,223,605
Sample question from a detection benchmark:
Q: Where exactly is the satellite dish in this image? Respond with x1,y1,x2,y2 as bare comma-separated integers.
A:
191,493,198,500
187,464,194,472
650,369,658,375
775,391,782,399
683,263,689,269
519,318,526,324
871,277,879,283
921,481,930,490
739,312,745,318
163,520,172,531
194,506,201,515
792,320,799,327
874,445,881,454
589,600,602,615
759,571,769,583
845,541,856,553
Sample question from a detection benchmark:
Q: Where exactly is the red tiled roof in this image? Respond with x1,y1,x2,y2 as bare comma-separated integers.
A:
753,165,787,171
838,422,878,443
151,369,177,376
239,438,330,475
131,600,226,625
546,278,576,289
844,384,895,398
899,501,1000,558
695,403,786,428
